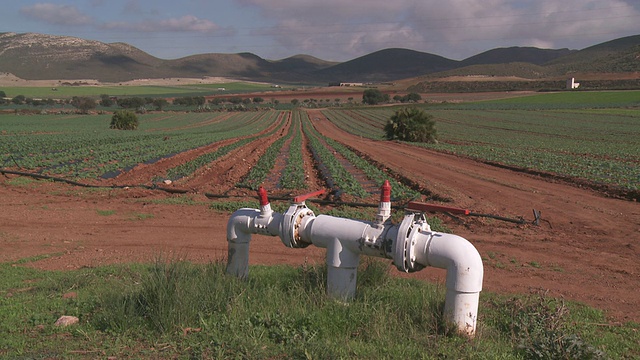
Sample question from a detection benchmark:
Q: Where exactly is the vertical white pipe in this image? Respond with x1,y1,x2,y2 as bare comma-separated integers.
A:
413,231,483,337
226,209,258,279
326,237,360,300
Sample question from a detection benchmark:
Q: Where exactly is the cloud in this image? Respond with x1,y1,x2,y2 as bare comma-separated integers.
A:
239,0,640,60
103,15,232,34
20,3,93,26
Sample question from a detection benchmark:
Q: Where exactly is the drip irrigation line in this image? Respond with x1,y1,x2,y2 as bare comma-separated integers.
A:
1,168,534,225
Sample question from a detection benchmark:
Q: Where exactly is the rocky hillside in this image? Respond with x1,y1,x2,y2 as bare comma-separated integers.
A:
1,32,639,84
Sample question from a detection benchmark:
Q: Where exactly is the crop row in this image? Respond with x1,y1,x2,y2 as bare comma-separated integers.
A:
321,137,420,200
237,112,294,189
301,112,369,199
164,111,283,181
278,112,306,190
1,111,277,179
320,107,640,192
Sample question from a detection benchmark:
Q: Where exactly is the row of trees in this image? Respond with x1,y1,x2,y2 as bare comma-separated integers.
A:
363,89,422,105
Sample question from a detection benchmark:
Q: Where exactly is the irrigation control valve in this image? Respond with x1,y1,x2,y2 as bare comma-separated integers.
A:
226,182,484,337
280,189,325,249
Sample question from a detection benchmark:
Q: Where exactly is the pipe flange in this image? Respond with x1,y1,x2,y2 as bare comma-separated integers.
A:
394,213,428,272
394,213,414,272
280,204,314,248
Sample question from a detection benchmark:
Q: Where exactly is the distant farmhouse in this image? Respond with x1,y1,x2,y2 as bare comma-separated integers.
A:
567,78,580,89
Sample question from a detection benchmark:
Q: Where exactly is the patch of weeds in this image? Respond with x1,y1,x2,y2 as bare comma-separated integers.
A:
96,209,116,216
507,294,608,359
528,261,541,269
144,195,206,206
129,213,155,221
6,176,37,187
510,258,518,264
494,261,506,269
209,200,287,214
12,252,66,265
550,264,564,272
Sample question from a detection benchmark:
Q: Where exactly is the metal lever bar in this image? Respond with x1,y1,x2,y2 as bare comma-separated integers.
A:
293,189,326,203
407,201,470,215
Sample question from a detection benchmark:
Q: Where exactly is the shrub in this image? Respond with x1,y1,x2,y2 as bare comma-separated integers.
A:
362,89,389,105
384,107,437,143
110,110,139,130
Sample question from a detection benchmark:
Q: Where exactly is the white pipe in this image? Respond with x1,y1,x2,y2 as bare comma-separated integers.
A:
226,208,281,279
413,231,484,337
225,200,483,337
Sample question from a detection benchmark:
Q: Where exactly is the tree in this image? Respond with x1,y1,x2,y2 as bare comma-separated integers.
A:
71,96,96,114
384,107,437,143
118,97,145,109
152,98,168,111
12,95,25,105
291,99,299,106
0,90,6,98
362,89,389,105
110,110,139,130
99,94,114,107
252,97,264,104
402,92,422,103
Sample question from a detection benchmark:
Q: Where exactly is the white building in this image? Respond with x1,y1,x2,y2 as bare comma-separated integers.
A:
566,78,580,89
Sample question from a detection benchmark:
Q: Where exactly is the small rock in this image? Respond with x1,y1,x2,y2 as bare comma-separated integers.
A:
163,179,172,185
54,315,79,327
62,292,77,299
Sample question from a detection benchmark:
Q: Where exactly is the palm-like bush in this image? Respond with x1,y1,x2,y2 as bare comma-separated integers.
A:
385,108,437,143
110,110,139,130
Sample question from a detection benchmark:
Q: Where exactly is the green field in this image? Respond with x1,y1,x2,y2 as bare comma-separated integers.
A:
1,91,638,198
0,82,289,99
323,92,640,197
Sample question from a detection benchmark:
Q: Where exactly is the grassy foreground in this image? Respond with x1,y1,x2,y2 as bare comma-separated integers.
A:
1,258,638,359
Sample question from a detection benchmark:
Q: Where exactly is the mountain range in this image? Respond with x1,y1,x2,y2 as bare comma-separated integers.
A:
0,32,639,84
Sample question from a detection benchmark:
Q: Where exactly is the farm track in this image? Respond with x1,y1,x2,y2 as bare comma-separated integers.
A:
310,110,640,324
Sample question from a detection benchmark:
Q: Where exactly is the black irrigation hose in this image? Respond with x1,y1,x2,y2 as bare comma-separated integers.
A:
0,168,189,194
1,168,533,224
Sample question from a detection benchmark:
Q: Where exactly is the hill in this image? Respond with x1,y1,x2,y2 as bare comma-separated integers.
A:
314,48,458,82
0,32,639,85
0,32,336,83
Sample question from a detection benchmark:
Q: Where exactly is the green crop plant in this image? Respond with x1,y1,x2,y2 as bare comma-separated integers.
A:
238,112,294,189
301,112,369,199
279,112,306,189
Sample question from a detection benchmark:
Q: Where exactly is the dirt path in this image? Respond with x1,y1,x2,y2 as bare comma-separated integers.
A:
311,112,640,323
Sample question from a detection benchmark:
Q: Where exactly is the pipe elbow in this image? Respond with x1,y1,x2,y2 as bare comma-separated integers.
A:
227,208,260,243
419,232,484,293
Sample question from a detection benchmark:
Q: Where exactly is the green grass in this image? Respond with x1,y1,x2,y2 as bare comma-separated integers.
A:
475,90,640,108
0,82,287,99
0,259,637,359
96,209,116,216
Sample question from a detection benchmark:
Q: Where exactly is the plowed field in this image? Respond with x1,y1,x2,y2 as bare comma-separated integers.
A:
1,108,638,325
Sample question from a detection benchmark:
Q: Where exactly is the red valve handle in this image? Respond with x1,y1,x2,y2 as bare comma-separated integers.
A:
293,189,326,203
257,186,269,206
380,180,391,203
406,201,470,216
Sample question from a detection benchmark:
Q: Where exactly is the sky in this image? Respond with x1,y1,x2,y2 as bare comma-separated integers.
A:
2,0,640,62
